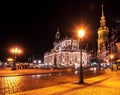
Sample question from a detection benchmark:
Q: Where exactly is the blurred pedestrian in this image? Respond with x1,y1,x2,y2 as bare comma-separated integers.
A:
112,63,117,72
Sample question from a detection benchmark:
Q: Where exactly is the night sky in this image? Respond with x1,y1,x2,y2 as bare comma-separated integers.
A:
0,0,120,62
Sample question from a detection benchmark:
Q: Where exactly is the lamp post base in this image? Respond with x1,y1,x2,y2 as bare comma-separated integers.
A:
79,68,84,84
78,80,84,84
11,68,16,70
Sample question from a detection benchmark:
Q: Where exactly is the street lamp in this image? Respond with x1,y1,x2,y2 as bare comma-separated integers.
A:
110,54,114,71
10,47,22,70
78,29,85,84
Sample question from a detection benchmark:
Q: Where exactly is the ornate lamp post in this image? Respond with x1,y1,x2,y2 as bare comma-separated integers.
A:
78,29,85,84
10,47,22,70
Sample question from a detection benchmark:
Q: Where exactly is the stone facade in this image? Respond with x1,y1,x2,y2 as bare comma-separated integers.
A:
44,36,91,68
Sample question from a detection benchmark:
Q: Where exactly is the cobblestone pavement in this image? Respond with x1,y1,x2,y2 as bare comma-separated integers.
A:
0,68,104,95
13,71,120,95
0,72,77,95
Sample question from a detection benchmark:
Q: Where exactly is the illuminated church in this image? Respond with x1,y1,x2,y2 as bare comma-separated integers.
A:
44,28,91,68
97,4,120,65
97,4,109,63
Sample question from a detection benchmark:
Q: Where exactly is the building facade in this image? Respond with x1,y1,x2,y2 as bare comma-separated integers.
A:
110,24,120,64
44,30,91,68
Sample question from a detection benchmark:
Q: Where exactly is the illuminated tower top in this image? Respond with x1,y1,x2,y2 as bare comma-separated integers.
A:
100,4,106,28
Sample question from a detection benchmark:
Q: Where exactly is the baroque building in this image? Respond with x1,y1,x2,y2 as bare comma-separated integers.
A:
97,4,109,63
44,29,91,68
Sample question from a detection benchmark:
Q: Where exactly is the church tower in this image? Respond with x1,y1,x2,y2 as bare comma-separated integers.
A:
97,4,109,61
53,27,61,46
55,27,60,41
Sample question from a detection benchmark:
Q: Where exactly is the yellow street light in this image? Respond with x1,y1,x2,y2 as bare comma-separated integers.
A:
78,29,85,38
10,47,22,70
110,54,114,59
106,59,109,63
11,48,22,55
78,29,85,84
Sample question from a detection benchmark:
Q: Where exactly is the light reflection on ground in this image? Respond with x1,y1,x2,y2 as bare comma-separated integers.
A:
0,69,104,94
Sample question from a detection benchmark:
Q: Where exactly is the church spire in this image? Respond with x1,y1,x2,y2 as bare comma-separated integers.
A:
97,4,109,58
57,27,59,33
102,4,104,17
100,4,106,27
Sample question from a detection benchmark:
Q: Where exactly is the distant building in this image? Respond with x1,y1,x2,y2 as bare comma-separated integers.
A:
44,28,91,68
